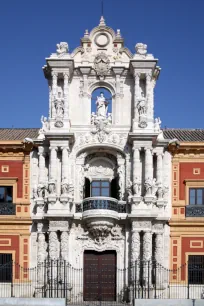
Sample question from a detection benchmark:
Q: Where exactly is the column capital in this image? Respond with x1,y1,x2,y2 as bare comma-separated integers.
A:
61,146,70,151
133,70,141,78
51,71,58,78
156,151,164,157
63,71,70,78
132,144,141,151
49,146,58,151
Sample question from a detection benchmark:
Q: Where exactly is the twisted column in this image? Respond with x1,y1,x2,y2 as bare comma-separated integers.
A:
49,231,59,260
143,231,152,286
131,222,140,283
60,231,69,261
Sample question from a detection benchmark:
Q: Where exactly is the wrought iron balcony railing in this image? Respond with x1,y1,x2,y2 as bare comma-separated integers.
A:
185,205,204,217
76,197,126,213
0,203,16,215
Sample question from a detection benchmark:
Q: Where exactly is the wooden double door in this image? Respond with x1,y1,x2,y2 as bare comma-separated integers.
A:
84,250,116,301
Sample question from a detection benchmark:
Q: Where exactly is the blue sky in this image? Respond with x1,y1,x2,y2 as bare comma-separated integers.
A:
0,0,203,129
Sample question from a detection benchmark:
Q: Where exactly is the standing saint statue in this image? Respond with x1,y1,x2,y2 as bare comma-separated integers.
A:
96,92,108,118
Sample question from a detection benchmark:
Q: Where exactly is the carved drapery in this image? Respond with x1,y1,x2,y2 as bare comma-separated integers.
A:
51,71,58,118
38,146,45,184
49,231,59,260
49,147,58,180
63,72,69,119
155,233,163,265
60,231,69,260
61,146,69,181
132,144,141,196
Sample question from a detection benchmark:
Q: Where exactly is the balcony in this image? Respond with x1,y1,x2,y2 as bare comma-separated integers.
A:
185,205,204,217
82,197,125,213
0,203,16,215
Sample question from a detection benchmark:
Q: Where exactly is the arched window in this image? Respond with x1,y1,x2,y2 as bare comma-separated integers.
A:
91,87,112,123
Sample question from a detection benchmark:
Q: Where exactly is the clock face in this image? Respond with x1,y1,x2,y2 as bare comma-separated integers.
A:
95,33,109,47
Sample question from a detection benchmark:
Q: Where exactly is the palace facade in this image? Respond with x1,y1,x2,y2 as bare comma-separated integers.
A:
29,17,173,298
168,130,204,283
0,129,37,280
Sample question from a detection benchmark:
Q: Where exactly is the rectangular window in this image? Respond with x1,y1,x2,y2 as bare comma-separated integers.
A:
91,180,110,197
0,187,13,203
188,255,204,284
0,253,12,282
189,188,204,205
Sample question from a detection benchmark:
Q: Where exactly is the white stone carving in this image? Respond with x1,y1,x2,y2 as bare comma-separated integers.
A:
61,231,69,260
37,233,47,263
118,164,125,200
135,43,147,56
126,179,133,198
133,177,141,196
49,231,59,260
49,220,69,232
91,117,111,143
48,179,56,195
56,42,69,56
137,93,147,128
38,116,49,139
61,178,69,194
131,229,140,262
37,183,47,198
94,52,110,79
143,231,152,261
154,117,162,133
85,159,114,181
96,92,108,118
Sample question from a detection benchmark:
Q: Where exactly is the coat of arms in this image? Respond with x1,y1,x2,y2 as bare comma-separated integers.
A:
94,52,110,79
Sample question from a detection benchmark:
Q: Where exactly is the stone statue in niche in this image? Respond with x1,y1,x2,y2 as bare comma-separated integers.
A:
96,92,108,118
137,92,148,128
56,42,69,56
54,93,64,118
133,177,141,195
137,92,147,116
151,178,158,197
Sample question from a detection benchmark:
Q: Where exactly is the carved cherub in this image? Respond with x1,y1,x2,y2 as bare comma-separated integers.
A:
40,116,49,132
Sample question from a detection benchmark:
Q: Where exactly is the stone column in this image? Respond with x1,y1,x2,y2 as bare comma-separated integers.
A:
143,231,152,286
145,148,153,181
117,153,125,201
134,72,140,120
49,231,59,260
155,233,163,265
61,146,69,180
38,146,45,184
146,72,153,120
63,72,69,119
37,223,47,285
156,152,163,201
51,71,58,118
132,143,141,197
49,147,58,180
60,231,69,261
131,222,140,284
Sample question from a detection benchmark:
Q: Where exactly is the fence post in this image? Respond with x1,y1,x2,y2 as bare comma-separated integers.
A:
154,261,157,299
11,260,14,297
187,262,190,299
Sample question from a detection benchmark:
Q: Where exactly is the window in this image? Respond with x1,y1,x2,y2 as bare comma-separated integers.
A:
91,180,110,197
0,186,13,203
189,188,204,205
0,254,12,282
188,255,204,284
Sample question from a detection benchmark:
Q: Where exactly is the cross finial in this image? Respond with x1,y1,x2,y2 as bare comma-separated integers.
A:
99,0,106,26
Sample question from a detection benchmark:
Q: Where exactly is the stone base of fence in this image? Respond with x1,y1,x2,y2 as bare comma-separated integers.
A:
0,298,66,306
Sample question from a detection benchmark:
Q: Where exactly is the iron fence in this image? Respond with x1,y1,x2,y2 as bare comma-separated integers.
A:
0,260,203,303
